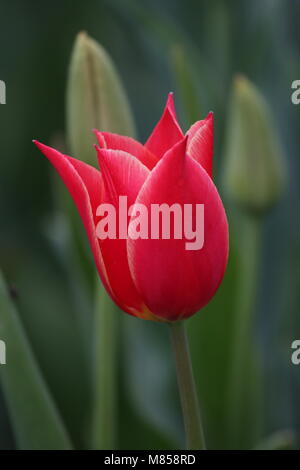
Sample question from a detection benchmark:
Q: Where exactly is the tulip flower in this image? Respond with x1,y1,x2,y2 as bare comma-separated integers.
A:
34,93,229,450
34,93,228,323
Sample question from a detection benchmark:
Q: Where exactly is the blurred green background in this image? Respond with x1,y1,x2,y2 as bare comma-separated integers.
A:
0,0,300,450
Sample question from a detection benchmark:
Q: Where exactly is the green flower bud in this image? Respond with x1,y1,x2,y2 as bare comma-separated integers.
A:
223,75,286,214
66,32,136,165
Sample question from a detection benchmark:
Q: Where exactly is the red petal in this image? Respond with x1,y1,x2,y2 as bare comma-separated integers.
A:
96,147,158,318
33,141,119,303
145,93,184,159
186,112,214,178
94,130,159,170
127,137,228,321
165,91,177,119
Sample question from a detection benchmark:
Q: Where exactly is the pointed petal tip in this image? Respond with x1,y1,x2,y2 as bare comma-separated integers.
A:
95,145,102,169
186,113,214,177
161,93,175,117
33,140,48,152
166,92,176,116
145,92,183,157
162,134,188,163
94,129,106,148
95,145,113,171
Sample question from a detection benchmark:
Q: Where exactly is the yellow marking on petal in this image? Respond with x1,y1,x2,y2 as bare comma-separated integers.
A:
131,304,167,322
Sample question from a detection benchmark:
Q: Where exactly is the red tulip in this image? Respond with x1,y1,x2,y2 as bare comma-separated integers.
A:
34,94,228,322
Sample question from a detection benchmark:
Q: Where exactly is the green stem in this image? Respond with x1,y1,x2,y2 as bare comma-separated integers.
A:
170,321,206,450
227,213,263,448
92,283,118,449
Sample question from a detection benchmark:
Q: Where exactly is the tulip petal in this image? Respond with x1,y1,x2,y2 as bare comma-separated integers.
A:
95,147,159,319
145,93,184,159
186,112,214,177
165,91,177,119
33,141,118,305
127,137,228,321
94,130,159,170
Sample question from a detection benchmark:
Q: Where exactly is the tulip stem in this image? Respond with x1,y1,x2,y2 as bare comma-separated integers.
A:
170,321,206,450
227,213,263,448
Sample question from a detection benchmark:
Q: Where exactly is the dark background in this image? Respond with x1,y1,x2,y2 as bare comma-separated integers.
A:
0,0,300,450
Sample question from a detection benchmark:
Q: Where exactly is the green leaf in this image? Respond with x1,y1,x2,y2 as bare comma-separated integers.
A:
14,247,91,448
224,215,264,449
0,270,72,450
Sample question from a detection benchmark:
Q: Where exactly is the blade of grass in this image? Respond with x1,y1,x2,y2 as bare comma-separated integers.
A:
0,271,72,450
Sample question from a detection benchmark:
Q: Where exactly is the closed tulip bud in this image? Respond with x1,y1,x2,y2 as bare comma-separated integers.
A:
66,32,136,165
223,75,286,214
